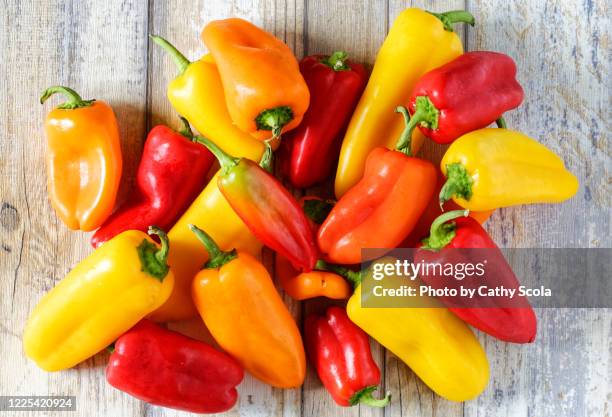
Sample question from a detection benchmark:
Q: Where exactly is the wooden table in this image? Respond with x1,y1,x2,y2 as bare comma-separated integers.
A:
1,1,609,416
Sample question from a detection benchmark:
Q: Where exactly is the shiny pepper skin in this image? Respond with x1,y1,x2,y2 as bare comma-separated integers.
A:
106,320,243,413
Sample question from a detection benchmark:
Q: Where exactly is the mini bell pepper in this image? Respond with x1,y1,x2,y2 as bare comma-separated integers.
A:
415,210,537,343
318,107,437,264
406,51,524,144
319,260,490,402
106,320,243,413
201,18,310,140
40,86,122,231
190,226,306,388
151,35,266,160
23,227,174,371
439,128,579,210
276,198,350,300
402,172,493,248
91,119,215,248
305,307,390,408
148,171,262,322
197,136,317,271
280,51,367,188
335,8,474,198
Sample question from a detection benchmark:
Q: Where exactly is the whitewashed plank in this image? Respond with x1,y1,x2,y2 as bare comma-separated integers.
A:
0,1,149,417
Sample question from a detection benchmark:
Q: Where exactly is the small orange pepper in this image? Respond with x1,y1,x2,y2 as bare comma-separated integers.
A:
275,255,351,301
41,86,122,231
201,18,309,139
190,225,306,388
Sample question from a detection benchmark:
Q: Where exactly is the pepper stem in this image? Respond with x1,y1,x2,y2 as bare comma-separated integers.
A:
136,226,170,281
178,116,194,140
255,106,294,138
439,163,473,208
150,35,191,75
496,116,507,129
40,86,95,109
316,260,362,287
428,10,476,32
320,51,350,71
193,135,239,174
189,224,237,269
349,386,391,408
421,210,468,251
259,140,274,172
303,199,335,225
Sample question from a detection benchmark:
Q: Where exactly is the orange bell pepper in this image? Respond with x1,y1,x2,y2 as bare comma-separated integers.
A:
190,225,306,388
40,86,122,231
275,255,351,301
201,18,309,140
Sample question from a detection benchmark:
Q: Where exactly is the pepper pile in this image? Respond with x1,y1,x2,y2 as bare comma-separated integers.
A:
25,8,578,413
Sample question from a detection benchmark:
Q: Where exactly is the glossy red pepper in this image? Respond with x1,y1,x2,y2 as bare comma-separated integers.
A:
406,51,524,144
196,136,317,271
91,119,214,248
280,52,367,188
305,306,390,407
317,107,437,264
106,320,243,413
415,210,537,343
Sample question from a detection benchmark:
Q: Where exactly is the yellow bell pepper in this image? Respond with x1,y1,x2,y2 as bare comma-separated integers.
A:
321,259,489,401
148,172,262,322
150,35,268,160
23,228,174,371
334,8,473,198
439,128,580,211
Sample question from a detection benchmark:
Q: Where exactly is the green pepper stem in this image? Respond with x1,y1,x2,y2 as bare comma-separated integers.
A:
150,35,190,75
349,386,391,408
303,199,335,225
428,10,475,32
259,140,274,172
178,116,194,140
189,224,237,269
255,106,294,138
316,259,362,287
439,163,473,208
193,135,239,174
320,51,350,71
496,116,507,129
421,210,468,251
137,226,170,281
40,86,95,109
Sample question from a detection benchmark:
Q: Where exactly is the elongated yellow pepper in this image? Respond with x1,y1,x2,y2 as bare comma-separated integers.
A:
151,35,266,159
335,8,473,198
23,228,174,371
439,128,579,211
344,260,489,402
149,172,262,322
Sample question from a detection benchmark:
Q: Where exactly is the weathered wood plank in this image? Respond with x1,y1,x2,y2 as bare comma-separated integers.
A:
0,1,149,417
464,1,611,417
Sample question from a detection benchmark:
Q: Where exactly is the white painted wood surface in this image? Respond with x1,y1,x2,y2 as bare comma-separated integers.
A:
0,1,609,416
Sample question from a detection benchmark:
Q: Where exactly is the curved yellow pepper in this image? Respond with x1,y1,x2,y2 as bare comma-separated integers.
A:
335,8,472,198
149,172,262,322
346,262,489,402
151,35,267,159
439,128,580,211
23,228,174,371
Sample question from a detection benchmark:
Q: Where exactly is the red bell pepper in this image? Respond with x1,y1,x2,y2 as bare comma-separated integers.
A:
406,51,524,144
106,320,243,413
415,210,537,343
91,119,214,248
317,106,437,264
196,136,317,271
305,306,390,407
280,51,367,188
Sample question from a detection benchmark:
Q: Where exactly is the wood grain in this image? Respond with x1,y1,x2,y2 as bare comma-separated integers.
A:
0,1,609,416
